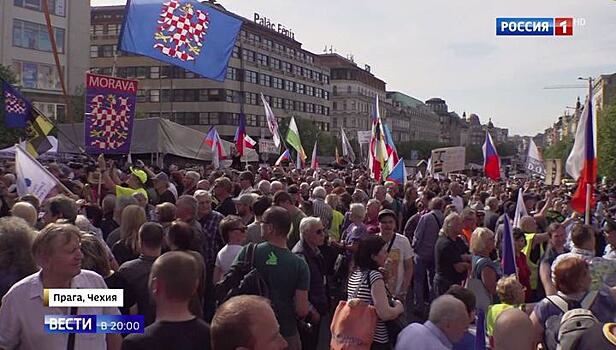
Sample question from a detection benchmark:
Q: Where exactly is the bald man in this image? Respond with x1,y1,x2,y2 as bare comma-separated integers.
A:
11,201,38,227
493,308,535,350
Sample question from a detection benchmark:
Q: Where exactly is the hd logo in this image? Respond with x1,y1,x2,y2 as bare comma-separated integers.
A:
496,18,574,36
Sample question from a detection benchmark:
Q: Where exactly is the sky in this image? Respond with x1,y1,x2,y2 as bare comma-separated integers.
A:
91,0,616,136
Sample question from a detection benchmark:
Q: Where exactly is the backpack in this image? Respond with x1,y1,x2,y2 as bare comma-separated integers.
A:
544,291,599,350
214,243,269,306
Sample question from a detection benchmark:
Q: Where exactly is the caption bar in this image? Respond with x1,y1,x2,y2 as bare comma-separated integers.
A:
44,289,124,307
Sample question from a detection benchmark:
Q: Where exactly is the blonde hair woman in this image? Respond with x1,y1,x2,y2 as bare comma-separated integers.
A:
468,227,502,312
111,204,146,264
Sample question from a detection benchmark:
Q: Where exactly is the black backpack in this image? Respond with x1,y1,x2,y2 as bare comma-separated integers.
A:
214,243,269,306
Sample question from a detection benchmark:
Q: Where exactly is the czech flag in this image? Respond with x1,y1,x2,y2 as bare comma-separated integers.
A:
275,149,291,166
310,139,319,169
566,88,596,214
386,158,407,184
234,114,256,157
482,131,500,181
205,126,225,168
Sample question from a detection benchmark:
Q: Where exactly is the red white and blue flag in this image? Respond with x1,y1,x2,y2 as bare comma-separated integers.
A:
310,139,319,169
501,214,518,277
205,126,225,168
234,113,255,157
566,88,596,214
386,158,407,185
275,149,291,166
482,131,500,181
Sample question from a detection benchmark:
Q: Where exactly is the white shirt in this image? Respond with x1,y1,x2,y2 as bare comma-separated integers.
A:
168,182,178,200
215,244,244,274
380,233,414,295
0,270,120,350
451,195,464,214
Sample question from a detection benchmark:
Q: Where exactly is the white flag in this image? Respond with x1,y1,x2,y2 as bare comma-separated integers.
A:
526,139,546,176
513,188,528,228
260,93,281,148
426,157,433,175
15,145,60,202
341,127,356,162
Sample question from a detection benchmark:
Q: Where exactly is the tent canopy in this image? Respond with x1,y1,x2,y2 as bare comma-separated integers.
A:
57,118,258,161
0,136,58,158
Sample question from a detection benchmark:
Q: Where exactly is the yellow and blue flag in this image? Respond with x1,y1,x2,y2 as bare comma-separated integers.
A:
118,0,242,82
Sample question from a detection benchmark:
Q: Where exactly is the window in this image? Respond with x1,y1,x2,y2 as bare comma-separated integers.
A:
199,112,219,125
293,65,302,76
306,85,314,96
226,67,238,80
90,45,99,58
136,67,147,79
284,80,294,92
13,20,65,53
149,90,160,102
297,83,305,94
332,86,337,96
137,89,147,103
315,88,322,98
14,0,66,16
247,32,260,43
263,38,273,48
284,99,293,110
333,102,337,110
323,75,330,84
274,43,284,53
256,53,268,66
306,103,315,113
315,72,321,82
333,117,338,127
106,24,120,36
282,61,292,73
347,85,352,93
324,91,329,100
270,57,280,70
272,97,283,109
13,59,62,90
271,77,283,89
232,45,240,58
247,114,258,126
295,101,305,112
244,92,257,105
316,105,323,114
102,45,114,57
150,66,160,79
242,49,255,62
259,74,270,87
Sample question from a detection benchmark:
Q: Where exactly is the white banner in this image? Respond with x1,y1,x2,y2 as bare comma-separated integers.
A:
15,146,59,202
258,139,279,154
430,146,466,173
357,130,371,144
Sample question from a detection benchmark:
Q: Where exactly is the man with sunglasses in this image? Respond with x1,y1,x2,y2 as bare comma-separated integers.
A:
213,216,248,284
292,217,328,350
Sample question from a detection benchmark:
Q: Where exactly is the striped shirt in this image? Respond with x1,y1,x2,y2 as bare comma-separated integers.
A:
347,269,389,344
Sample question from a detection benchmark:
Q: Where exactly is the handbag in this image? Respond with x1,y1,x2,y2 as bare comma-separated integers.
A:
330,272,378,350
366,269,408,346
464,257,493,312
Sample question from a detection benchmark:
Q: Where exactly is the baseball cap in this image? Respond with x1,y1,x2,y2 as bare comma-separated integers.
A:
130,167,148,184
233,193,257,207
378,209,397,222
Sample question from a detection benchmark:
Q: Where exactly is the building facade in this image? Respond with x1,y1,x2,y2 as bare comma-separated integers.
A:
315,53,386,140
424,98,462,145
90,5,332,141
386,91,440,143
0,0,90,120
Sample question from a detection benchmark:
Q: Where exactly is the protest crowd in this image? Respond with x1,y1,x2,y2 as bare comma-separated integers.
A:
0,153,615,350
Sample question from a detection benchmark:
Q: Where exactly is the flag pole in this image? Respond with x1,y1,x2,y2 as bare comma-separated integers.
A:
585,184,591,225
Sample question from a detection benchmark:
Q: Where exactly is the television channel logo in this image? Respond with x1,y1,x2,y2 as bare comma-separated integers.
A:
496,18,574,36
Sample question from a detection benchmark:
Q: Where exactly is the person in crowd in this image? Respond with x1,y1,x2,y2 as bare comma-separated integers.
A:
42,194,78,226
460,208,477,244
166,221,206,319
0,223,122,350
257,179,271,196
152,172,176,204
434,213,471,296
486,275,528,340
106,196,139,248
213,216,247,284
133,191,155,222
373,185,387,207
519,215,549,300
531,256,616,349
273,191,306,249
365,199,382,235
213,177,236,216
311,186,333,233
181,170,200,196
552,224,616,291
604,218,616,260
111,204,147,265
292,217,328,350
245,195,271,244
540,223,569,295
10,201,37,228
493,308,536,350
469,227,502,310
271,181,285,194
483,197,499,232
377,209,414,301
195,190,225,272
0,217,37,301
122,251,211,350
400,186,418,232
449,182,464,214
404,190,436,242
238,171,255,195
155,202,176,238
175,195,204,254
325,194,344,242
231,206,309,350
446,285,477,350
512,227,532,301
210,295,288,350
99,155,148,200
412,197,445,316
396,295,471,350
337,203,368,258
233,193,256,226
347,235,405,349
117,222,163,326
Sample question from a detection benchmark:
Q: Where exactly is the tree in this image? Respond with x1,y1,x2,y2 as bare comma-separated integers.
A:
543,136,574,162
598,102,616,180
0,65,26,148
